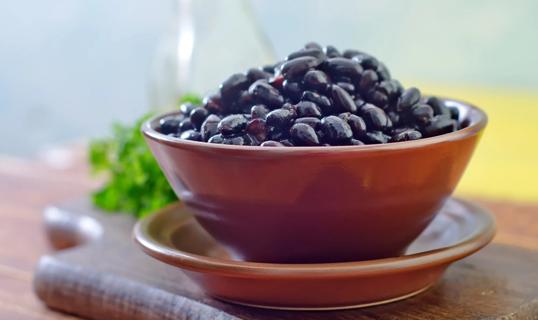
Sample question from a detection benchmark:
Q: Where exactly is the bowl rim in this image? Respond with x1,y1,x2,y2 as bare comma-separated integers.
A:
141,97,487,153
133,198,496,277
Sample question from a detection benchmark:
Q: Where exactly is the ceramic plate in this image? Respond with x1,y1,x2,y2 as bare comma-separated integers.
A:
134,198,495,310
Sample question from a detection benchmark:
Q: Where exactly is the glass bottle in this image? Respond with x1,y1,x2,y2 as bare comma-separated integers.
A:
149,0,275,111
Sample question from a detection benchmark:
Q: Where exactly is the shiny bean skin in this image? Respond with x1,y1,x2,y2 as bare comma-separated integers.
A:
159,116,182,135
411,104,434,126
323,58,363,80
339,112,367,139
250,104,269,119
279,56,322,79
179,130,202,141
295,117,321,129
248,80,284,108
220,73,250,102
360,104,391,131
200,114,221,141
303,70,330,92
331,85,357,113
290,123,320,146
320,115,353,144
260,140,284,147
296,101,322,118
266,108,296,129
397,87,421,111
169,44,460,146
246,118,268,142
391,129,422,142
217,114,248,136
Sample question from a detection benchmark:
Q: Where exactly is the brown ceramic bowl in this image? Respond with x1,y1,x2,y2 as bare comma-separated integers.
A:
142,98,487,263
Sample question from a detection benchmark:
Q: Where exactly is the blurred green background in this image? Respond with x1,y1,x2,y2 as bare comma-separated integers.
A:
0,0,536,202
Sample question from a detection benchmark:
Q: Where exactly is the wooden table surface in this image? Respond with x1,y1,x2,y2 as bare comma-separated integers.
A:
1,149,537,320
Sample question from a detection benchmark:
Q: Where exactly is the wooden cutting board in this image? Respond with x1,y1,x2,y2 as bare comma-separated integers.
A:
34,198,538,320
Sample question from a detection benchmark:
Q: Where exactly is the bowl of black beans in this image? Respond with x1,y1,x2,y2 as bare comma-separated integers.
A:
142,42,487,263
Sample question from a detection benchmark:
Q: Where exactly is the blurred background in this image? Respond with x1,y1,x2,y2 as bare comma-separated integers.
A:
0,0,536,202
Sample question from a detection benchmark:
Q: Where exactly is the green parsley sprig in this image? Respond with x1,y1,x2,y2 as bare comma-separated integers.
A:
89,94,201,218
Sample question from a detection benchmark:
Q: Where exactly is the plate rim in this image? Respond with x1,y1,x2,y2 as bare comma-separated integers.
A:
133,197,496,277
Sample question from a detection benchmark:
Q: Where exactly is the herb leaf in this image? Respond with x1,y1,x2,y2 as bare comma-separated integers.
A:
89,94,201,218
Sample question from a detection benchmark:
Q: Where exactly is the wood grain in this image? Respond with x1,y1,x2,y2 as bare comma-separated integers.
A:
0,149,537,319
33,198,538,320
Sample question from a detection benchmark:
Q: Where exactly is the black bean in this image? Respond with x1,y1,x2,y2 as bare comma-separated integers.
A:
278,56,321,79
334,76,353,84
295,117,321,129
304,42,323,50
203,94,224,114
354,97,366,110
208,134,224,144
363,131,390,144
281,102,297,112
222,135,254,146
286,48,326,61
323,58,363,80
290,123,320,146
301,91,332,112
282,80,303,103
261,140,284,147
250,104,269,119
391,129,422,142
360,104,391,131
303,70,330,92
423,116,458,137
268,126,288,141
411,104,434,126
179,45,463,147
323,45,341,58
262,64,276,74
377,80,399,100
266,108,296,129
353,54,379,70
331,84,357,113
448,106,460,121
246,68,272,82
279,139,295,146
336,82,355,94
395,80,404,95
339,113,367,139
426,96,451,117
269,74,285,89
179,118,194,131
270,61,285,74
217,114,248,136
189,107,208,129
295,101,322,118
179,130,202,141
246,118,267,142
387,111,400,125
367,89,389,109
343,49,363,58
200,114,221,141
179,102,197,116
350,139,365,145
398,87,421,112
159,116,181,135
248,80,284,108
376,62,391,81
220,73,250,102
238,91,255,108
320,115,353,144
358,70,379,93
